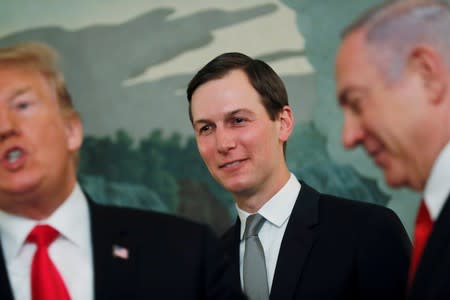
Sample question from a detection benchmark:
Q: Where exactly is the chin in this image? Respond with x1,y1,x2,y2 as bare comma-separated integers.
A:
226,184,249,194
384,170,410,189
223,180,252,195
1,173,35,190
385,179,404,189
2,181,39,195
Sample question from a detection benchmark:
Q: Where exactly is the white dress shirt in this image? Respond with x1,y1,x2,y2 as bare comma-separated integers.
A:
424,141,450,221
237,173,300,292
0,183,93,300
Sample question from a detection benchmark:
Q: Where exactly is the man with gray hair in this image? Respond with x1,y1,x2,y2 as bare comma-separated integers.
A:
335,0,450,299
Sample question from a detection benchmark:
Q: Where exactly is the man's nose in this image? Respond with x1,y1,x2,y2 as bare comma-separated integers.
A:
342,114,365,149
216,128,236,154
0,111,16,142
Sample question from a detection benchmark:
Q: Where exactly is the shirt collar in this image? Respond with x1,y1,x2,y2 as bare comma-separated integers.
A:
237,173,301,240
424,141,450,220
0,183,91,263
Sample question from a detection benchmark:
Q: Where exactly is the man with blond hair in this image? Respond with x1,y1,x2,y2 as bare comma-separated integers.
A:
0,41,241,300
336,0,450,298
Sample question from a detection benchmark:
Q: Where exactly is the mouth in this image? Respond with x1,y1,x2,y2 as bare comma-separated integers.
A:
6,148,23,163
367,147,385,166
219,159,247,169
2,147,26,170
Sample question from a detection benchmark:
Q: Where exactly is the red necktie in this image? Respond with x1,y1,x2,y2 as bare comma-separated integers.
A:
409,200,433,284
27,225,71,300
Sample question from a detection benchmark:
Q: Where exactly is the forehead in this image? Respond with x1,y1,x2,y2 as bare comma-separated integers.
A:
335,30,381,94
0,64,52,97
191,69,266,120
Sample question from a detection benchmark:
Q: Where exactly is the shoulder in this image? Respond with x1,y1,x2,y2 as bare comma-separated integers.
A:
315,192,410,249
299,181,394,214
316,192,400,224
299,182,404,230
90,201,213,240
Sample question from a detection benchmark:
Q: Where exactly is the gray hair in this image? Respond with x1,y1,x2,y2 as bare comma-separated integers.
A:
343,0,450,81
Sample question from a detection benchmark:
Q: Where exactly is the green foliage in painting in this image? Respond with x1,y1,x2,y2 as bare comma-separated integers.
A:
78,129,231,213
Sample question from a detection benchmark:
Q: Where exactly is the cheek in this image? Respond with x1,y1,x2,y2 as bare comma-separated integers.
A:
42,122,67,145
360,102,391,137
245,131,278,164
32,120,70,157
196,138,214,161
235,133,259,155
371,107,409,149
238,124,269,144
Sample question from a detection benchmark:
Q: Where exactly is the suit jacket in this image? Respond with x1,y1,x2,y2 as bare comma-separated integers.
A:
408,195,450,299
0,194,243,300
222,181,411,300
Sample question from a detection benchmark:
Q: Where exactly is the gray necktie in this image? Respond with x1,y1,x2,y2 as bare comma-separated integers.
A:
243,214,269,300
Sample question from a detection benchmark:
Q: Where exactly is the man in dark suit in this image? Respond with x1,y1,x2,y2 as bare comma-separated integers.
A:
186,52,411,300
335,1,450,299
0,42,241,300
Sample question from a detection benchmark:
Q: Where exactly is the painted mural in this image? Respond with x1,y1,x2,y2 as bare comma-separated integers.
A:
0,0,421,235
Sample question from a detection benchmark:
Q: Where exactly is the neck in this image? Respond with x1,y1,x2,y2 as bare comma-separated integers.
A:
416,102,450,191
235,168,291,213
0,179,76,221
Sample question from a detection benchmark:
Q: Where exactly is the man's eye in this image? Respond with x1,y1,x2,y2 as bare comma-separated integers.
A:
199,125,212,134
348,98,363,114
233,117,246,124
16,101,30,110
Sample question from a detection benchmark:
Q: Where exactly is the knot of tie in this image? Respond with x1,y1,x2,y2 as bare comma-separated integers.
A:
244,214,265,239
27,225,59,248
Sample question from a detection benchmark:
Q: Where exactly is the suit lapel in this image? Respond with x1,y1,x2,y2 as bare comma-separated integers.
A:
270,182,319,300
221,219,242,292
410,195,450,297
88,198,138,299
0,195,140,300
0,242,13,300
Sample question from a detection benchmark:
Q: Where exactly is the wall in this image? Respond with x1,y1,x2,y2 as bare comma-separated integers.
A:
0,0,420,235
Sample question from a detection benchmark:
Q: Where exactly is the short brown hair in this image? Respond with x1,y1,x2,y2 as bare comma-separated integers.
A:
186,52,289,123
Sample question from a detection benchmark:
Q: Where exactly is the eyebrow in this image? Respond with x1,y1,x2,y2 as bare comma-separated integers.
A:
225,108,253,118
337,87,368,106
193,119,209,129
193,108,253,127
8,87,32,101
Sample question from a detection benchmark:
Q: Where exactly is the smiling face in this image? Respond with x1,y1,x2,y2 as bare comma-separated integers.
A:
191,69,293,211
335,30,435,190
0,65,82,218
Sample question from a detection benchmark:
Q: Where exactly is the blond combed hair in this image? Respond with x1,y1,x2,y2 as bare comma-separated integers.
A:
0,41,78,117
0,41,82,164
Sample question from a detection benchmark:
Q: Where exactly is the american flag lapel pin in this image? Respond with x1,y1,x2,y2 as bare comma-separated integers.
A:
112,244,129,260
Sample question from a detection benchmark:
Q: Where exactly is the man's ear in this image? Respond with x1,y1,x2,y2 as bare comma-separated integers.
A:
64,112,83,152
408,46,446,105
278,105,294,142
